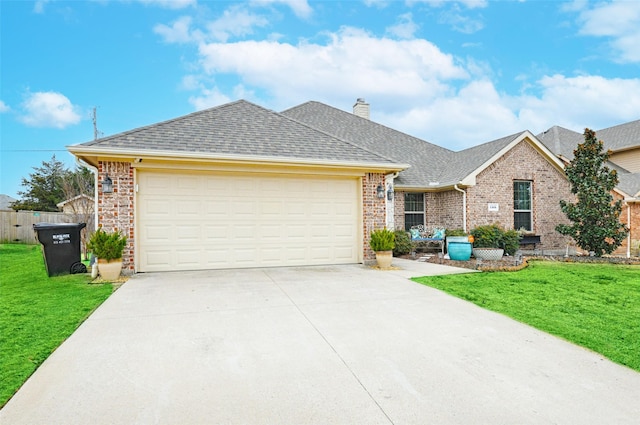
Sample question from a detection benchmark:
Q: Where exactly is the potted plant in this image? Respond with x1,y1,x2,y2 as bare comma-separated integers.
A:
470,223,520,260
369,228,395,268
87,228,127,280
445,228,470,252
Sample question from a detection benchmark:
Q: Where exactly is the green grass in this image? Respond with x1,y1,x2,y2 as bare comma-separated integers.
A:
0,244,113,407
414,261,640,372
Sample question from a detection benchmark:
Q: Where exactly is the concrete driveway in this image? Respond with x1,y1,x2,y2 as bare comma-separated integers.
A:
2,259,639,424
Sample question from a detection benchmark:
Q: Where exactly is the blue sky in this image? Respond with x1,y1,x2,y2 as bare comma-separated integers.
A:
2,0,640,200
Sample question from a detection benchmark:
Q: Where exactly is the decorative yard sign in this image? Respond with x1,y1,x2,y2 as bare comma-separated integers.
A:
488,203,499,212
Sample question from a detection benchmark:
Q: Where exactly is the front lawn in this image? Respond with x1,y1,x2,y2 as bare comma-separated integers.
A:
414,261,640,372
0,244,113,407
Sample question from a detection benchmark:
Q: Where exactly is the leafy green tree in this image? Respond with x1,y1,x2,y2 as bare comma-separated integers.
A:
12,156,94,212
556,129,628,256
12,155,71,211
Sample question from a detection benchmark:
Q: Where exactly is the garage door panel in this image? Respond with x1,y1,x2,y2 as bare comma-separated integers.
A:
138,171,360,271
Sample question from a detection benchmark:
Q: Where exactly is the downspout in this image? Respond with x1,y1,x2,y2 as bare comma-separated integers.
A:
76,158,99,231
454,184,467,232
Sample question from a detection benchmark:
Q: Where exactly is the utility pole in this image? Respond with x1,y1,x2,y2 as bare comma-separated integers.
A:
91,107,102,140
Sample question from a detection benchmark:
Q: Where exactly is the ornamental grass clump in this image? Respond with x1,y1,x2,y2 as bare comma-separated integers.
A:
369,228,395,252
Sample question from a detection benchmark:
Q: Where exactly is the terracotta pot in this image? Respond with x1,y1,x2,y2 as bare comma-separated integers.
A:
97,259,123,281
375,250,393,268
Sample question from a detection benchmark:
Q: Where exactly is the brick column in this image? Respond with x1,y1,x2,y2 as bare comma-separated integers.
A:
98,161,135,274
362,173,388,262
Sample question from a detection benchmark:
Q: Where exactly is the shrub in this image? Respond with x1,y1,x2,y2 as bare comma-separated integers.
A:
369,228,395,252
87,228,127,262
393,230,412,256
445,228,467,237
502,229,521,256
471,223,521,256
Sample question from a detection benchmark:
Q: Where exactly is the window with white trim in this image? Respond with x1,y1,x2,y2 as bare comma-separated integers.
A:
513,181,532,231
404,193,425,230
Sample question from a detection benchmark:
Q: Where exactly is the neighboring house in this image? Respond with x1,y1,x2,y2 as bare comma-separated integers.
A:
538,120,640,256
56,194,94,215
68,99,575,274
0,194,16,210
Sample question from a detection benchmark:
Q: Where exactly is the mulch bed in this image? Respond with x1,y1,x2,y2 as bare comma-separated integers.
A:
399,252,640,272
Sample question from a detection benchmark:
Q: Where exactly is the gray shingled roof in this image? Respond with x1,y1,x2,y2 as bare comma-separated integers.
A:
434,133,522,186
282,101,457,187
596,119,640,151
0,194,16,210
537,126,582,160
73,100,401,167
283,102,537,188
618,173,640,197
538,121,640,198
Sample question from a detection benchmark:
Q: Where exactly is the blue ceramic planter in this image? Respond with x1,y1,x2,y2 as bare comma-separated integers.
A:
448,241,472,261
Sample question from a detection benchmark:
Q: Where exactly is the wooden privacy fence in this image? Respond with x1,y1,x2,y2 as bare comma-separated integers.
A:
0,210,82,244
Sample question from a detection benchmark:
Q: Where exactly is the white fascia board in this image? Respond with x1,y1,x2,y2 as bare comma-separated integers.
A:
67,146,410,173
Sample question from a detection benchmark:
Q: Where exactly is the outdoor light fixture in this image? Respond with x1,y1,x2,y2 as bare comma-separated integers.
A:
102,174,113,194
387,185,394,201
376,183,385,199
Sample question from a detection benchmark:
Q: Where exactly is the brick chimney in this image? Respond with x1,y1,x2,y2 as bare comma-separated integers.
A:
353,98,370,120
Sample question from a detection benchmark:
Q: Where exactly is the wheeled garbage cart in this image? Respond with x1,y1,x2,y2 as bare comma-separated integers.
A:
33,223,88,276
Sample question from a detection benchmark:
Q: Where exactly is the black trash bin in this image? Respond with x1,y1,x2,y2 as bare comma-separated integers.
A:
33,223,88,276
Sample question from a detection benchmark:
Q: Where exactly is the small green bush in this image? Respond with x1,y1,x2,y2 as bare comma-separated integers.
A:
393,230,412,256
471,223,521,256
369,228,395,252
87,228,127,261
445,228,467,237
502,229,521,256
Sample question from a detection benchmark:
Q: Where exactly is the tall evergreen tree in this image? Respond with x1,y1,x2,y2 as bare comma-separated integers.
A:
12,155,72,212
556,129,628,256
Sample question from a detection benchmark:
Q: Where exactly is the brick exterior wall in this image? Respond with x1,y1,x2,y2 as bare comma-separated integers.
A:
425,191,464,230
467,140,572,251
629,203,640,256
363,172,388,262
98,161,135,274
394,190,465,232
393,192,405,230
612,193,639,256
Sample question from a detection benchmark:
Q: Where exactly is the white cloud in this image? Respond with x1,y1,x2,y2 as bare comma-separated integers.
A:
0,100,9,113
196,26,468,107
386,13,419,39
250,0,312,19
19,91,82,129
517,74,640,131
136,0,196,9
408,0,488,10
189,87,232,110
155,12,640,151
206,5,269,42
33,0,50,14
154,16,198,43
438,9,484,34
574,1,640,63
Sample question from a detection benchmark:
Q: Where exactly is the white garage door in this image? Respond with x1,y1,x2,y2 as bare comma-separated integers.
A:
137,171,361,272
